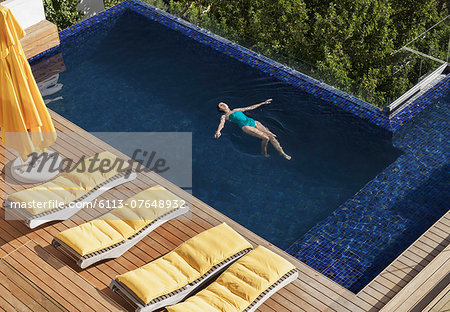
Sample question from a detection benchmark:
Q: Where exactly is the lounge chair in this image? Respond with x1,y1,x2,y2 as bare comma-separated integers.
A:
109,223,253,312
52,185,190,268
3,151,136,229
166,246,298,312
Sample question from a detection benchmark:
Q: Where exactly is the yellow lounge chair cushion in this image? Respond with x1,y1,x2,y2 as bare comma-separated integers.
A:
54,185,183,256
117,223,252,305
166,246,296,312
7,151,122,215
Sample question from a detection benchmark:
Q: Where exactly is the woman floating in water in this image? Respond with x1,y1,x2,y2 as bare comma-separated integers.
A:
215,99,291,160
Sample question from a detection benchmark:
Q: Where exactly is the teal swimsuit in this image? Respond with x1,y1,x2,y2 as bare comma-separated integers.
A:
229,111,256,128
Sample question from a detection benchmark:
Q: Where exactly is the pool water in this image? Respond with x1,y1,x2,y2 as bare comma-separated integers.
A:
35,11,401,249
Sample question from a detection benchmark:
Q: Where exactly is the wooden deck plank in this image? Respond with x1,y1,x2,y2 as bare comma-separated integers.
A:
0,294,16,312
414,240,446,257
20,20,60,59
430,225,450,241
423,283,450,312
20,243,111,311
364,281,393,302
0,187,125,310
0,270,41,312
0,280,18,312
0,217,128,311
361,275,404,300
4,252,78,311
379,245,450,311
424,231,450,246
434,220,450,233
359,210,450,311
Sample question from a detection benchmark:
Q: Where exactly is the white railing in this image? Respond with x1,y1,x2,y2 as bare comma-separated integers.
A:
386,62,448,115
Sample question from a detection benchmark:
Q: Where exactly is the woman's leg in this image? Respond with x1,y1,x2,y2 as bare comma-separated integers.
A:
255,121,276,137
242,126,270,156
255,121,291,160
268,136,291,160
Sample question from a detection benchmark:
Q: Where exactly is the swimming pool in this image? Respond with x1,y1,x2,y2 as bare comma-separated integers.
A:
32,9,401,251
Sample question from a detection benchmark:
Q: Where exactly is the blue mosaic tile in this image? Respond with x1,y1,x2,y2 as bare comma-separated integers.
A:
322,260,365,289
288,88,449,291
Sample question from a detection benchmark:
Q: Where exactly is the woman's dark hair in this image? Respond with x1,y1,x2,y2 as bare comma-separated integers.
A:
217,103,222,112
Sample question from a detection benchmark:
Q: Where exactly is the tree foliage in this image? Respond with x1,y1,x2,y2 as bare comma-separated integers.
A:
146,0,449,106
104,0,123,9
43,0,84,31
53,0,450,106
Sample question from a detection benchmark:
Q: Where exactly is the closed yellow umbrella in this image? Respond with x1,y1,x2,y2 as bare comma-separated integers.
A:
0,6,56,161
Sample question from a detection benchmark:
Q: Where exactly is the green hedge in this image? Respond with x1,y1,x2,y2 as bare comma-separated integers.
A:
43,0,84,31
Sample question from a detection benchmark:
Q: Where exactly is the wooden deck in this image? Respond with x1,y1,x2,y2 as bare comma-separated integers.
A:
0,110,375,312
21,20,60,59
0,109,448,311
425,288,450,312
357,211,450,312
379,243,449,312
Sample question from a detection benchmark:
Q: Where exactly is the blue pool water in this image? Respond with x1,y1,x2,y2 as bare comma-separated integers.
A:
34,11,401,250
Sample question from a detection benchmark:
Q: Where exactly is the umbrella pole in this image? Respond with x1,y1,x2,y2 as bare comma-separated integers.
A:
10,150,62,184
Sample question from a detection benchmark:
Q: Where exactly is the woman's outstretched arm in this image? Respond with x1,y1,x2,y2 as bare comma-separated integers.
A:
235,98,272,112
215,115,226,138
